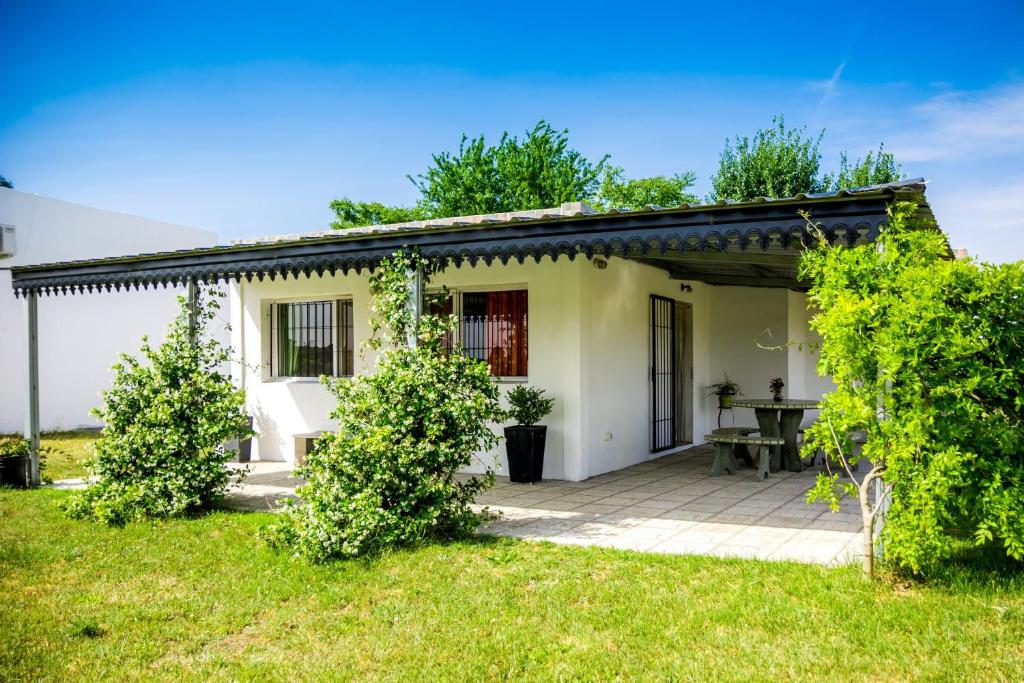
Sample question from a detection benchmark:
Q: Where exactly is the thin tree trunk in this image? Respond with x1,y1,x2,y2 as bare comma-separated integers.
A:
858,466,884,580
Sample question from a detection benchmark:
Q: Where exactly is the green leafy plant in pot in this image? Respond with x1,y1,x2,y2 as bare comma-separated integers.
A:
0,436,31,488
503,386,555,484
707,375,741,409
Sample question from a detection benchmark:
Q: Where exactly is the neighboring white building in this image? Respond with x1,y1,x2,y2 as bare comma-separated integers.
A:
0,188,217,433
9,180,933,481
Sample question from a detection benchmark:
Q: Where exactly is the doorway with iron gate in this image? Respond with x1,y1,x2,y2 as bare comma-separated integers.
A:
650,295,693,452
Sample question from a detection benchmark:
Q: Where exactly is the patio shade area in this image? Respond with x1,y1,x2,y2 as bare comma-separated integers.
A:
224,444,862,566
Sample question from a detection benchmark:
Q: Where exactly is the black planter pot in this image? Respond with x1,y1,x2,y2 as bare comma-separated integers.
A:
238,415,254,463
503,425,547,484
0,454,29,489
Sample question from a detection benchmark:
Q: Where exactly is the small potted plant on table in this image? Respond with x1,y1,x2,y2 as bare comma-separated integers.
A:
770,377,785,402
707,375,741,409
503,386,555,484
0,436,31,488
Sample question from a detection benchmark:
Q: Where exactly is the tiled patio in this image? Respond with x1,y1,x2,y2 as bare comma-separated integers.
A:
223,443,863,566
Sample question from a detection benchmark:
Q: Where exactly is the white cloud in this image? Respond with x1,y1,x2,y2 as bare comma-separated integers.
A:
886,82,1024,162
808,62,847,110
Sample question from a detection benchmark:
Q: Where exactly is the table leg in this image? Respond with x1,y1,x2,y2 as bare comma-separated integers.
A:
754,408,782,472
779,409,805,472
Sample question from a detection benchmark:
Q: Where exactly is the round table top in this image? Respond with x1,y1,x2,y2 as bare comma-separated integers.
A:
732,398,820,410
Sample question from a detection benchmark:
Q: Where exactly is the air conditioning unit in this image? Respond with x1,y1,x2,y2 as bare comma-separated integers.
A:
0,225,15,258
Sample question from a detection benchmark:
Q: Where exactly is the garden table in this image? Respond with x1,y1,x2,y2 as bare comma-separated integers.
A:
731,399,819,473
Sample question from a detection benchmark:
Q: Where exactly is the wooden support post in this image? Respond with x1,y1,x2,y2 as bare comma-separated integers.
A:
24,290,41,487
186,277,199,346
405,265,422,349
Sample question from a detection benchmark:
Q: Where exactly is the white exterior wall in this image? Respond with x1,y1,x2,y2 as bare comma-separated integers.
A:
578,258,711,478
0,189,216,433
234,256,832,481
233,259,579,479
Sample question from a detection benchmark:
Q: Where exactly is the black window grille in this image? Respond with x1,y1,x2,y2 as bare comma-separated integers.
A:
338,299,354,377
271,299,353,378
651,295,676,452
461,290,528,377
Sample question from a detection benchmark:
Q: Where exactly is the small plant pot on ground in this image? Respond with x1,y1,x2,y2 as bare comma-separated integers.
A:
504,425,547,484
0,454,29,488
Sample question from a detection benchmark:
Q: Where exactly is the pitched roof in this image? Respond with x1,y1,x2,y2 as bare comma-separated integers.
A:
9,179,932,296
234,179,930,246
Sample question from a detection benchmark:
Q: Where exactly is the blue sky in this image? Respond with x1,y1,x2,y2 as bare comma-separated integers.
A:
2,1,1023,261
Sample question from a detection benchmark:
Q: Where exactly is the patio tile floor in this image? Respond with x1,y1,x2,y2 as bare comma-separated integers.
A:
220,443,862,566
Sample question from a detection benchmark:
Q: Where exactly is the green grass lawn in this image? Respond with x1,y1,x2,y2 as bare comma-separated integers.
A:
39,430,99,480
2,489,1023,681
1,429,99,481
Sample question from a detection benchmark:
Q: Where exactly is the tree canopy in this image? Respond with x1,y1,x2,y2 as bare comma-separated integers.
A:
709,115,903,201
330,116,906,227
802,204,1024,574
412,121,608,217
0,175,12,189
590,167,699,210
330,121,698,228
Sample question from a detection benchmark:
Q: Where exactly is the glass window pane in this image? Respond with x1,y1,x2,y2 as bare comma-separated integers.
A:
459,290,527,377
276,300,335,378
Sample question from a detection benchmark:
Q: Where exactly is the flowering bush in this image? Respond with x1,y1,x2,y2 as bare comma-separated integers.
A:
265,251,502,561
65,287,252,525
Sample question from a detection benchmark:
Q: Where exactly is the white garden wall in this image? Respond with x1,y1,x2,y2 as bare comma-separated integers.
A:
0,189,216,434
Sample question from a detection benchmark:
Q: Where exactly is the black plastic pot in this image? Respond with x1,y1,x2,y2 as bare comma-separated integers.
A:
238,415,254,463
0,454,29,489
503,425,547,484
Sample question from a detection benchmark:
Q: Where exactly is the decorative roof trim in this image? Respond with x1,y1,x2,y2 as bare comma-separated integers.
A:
10,181,929,296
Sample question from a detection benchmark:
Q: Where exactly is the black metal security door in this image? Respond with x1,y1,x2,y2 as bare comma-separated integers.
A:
650,295,676,452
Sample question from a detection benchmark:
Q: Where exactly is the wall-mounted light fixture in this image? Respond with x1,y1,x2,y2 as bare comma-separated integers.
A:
592,257,608,270
680,283,693,293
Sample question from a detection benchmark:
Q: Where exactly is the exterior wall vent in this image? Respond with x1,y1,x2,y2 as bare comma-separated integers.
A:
0,225,15,258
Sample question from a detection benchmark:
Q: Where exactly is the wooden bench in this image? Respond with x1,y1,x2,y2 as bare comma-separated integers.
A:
705,433,785,480
293,431,328,467
711,427,759,467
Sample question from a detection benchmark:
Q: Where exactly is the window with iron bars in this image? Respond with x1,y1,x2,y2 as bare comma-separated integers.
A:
430,289,528,378
269,299,354,378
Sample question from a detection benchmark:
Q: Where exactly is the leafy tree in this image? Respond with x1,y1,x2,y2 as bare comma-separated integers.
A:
801,203,1024,578
0,175,12,189
709,115,827,201
65,288,252,525
591,166,699,209
710,116,906,201
329,121,614,228
829,144,902,190
264,251,504,561
412,120,609,216
330,198,428,229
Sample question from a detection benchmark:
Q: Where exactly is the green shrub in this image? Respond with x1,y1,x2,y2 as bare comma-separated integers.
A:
505,385,554,427
0,436,30,457
265,251,503,561
802,202,1024,573
65,287,252,525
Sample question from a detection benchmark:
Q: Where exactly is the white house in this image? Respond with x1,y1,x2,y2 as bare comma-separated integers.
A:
8,180,934,482
0,188,217,433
